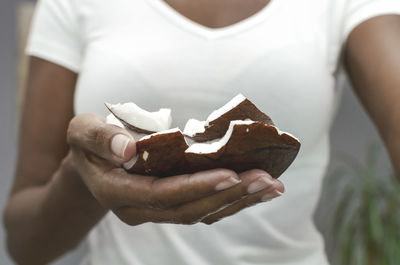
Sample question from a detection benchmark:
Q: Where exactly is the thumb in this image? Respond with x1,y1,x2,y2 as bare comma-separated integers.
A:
68,113,136,164
109,133,137,162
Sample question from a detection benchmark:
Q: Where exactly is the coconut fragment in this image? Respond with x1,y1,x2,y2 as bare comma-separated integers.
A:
106,114,147,141
183,119,206,137
106,114,124,128
206,94,247,124
127,129,189,177
185,121,300,178
183,93,274,142
143,151,149,161
139,128,182,141
105,94,300,178
186,120,255,154
105,102,172,134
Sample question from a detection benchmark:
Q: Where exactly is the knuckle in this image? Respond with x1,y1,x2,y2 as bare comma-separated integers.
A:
93,123,108,146
91,124,109,154
66,116,80,146
67,114,98,146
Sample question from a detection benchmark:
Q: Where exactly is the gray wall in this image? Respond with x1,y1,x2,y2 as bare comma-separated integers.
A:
0,1,390,264
1,0,22,264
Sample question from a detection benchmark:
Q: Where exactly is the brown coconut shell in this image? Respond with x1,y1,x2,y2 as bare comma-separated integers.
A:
127,122,300,179
128,130,189,176
185,122,300,179
187,98,274,142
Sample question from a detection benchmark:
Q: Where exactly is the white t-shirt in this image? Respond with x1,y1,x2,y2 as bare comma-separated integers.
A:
27,0,400,264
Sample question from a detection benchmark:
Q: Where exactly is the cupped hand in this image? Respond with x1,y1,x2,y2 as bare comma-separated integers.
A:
67,113,284,226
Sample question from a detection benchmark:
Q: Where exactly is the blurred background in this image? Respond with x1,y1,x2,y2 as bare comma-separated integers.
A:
0,0,395,264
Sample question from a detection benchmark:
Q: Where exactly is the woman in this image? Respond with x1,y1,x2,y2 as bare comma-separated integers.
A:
4,0,400,264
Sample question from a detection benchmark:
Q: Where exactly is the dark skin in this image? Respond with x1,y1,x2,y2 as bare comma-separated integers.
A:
345,15,400,175
163,0,271,28
3,0,400,264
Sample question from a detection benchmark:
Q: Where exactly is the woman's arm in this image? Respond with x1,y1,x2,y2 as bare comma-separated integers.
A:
3,57,107,265
345,15,400,177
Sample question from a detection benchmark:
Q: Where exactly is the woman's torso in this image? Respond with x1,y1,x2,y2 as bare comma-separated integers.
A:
72,0,343,264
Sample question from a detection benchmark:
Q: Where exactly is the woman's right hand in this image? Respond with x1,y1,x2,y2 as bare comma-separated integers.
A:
67,113,284,226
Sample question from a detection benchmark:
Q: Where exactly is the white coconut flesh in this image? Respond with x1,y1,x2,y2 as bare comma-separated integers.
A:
206,93,246,125
139,127,182,141
182,94,246,137
106,114,147,141
182,119,206,137
275,127,299,141
106,113,124,128
105,102,172,132
185,120,255,154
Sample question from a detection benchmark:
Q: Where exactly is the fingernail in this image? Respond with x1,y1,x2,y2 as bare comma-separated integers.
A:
215,177,241,191
261,190,283,202
111,134,130,158
247,176,274,194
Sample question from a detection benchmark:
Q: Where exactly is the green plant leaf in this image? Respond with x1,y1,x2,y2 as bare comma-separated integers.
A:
328,145,400,265
331,187,355,236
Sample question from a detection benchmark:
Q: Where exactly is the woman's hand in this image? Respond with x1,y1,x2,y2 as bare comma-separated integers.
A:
67,113,284,226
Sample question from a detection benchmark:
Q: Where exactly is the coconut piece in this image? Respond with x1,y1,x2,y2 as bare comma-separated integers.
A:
126,128,189,177
185,120,255,154
183,94,274,142
106,114,124,128
121,121,299,178
105,94,301,178
105,102,172,134
106,113,147,142
184,120,300,178
183,119,206,136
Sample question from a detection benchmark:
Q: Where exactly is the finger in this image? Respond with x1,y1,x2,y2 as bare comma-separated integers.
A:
162,170,283,224
200,170,284,225
112,207,165,226
100,168,240,209
67,113,136,164
113,170,283,225
201,189,283,225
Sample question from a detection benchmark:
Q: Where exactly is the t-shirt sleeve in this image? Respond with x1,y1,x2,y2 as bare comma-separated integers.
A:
26,0,83,73
342,0,400,42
